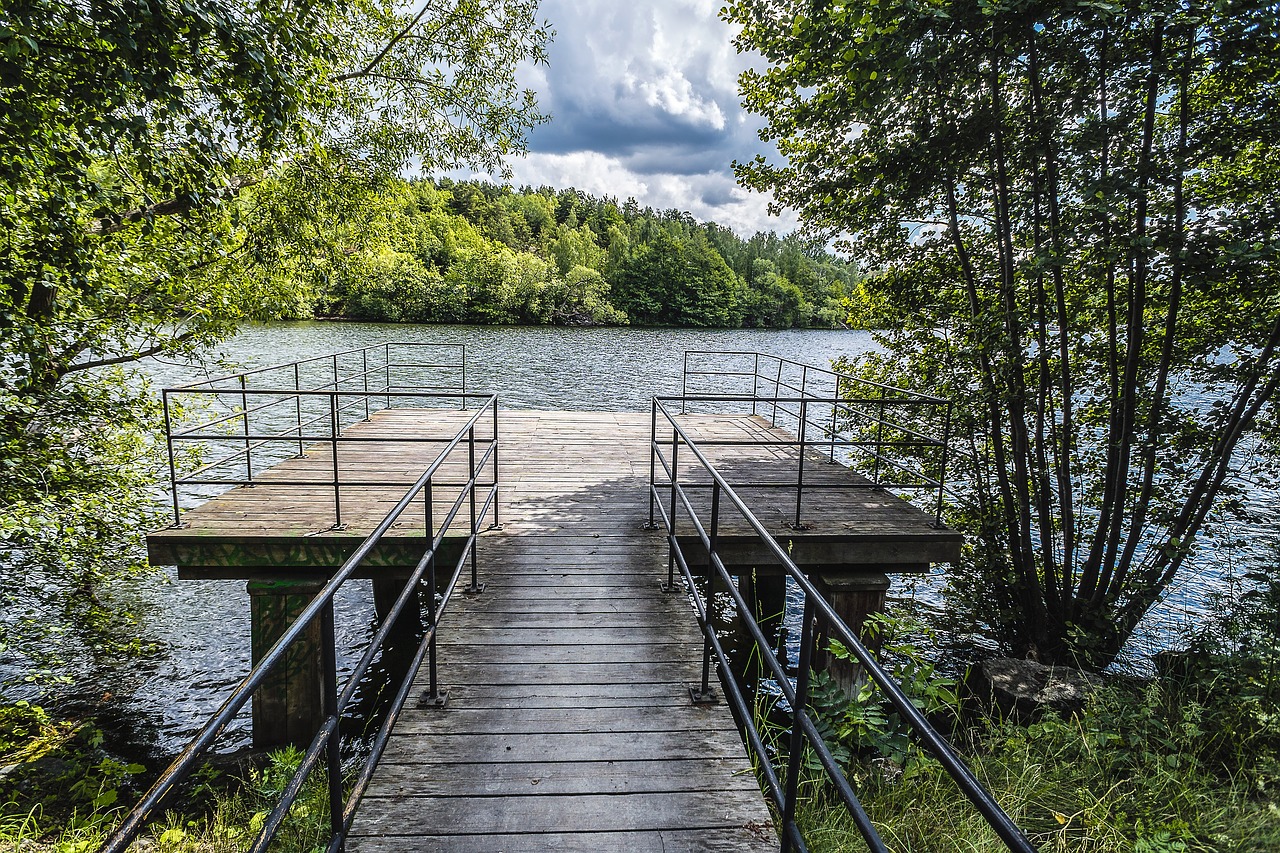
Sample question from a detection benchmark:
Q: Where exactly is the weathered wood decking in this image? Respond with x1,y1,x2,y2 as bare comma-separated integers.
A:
148,407,962,849
348,412,775,849
148,408,960,575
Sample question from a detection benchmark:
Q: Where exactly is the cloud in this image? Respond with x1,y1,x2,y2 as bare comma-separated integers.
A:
456,0,797,237
502,151,800,238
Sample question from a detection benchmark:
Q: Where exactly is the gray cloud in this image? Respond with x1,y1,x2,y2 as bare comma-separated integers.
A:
464,0,797,237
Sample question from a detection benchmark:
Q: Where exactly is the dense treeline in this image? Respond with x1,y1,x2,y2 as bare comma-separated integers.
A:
283,178,857,328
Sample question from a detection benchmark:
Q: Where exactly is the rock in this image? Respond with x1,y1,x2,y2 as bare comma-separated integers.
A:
974,657,1103,718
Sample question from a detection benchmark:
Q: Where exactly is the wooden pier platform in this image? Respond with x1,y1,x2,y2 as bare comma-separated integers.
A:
347,413,776,849
148,407,962,849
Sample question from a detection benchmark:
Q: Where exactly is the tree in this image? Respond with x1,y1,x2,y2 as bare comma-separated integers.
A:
726,0,1280,666
0,0,550,680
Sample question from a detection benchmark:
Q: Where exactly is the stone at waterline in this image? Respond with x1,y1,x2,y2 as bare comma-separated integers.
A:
973,657,1103,717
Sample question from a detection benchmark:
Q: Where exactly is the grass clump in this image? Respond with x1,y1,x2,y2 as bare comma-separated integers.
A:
773,586,1280,853
0,707,332,853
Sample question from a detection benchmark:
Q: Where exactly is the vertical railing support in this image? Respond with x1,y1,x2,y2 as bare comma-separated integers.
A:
164,391,181,526
646,399,659,530
362,348,370,421
794,400,808,530
664,428,680,593
330,394,343,529
490,399,501,529
294,363,305,458
752,353,760,416
935,400,953,527
772,358,783,426
692,482,721,705
240,374,253,484
319,602,343,844
465,426,483,594
423,478,447,706
873,395,887,485
829,377,840,464
782,595,816,852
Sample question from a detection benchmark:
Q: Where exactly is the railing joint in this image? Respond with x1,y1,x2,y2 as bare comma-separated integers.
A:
687,684,718,705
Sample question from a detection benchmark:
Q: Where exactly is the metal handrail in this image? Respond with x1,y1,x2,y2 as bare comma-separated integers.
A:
99,394,499,853
169,342,465,391
680,351,953,525
162,344,469,528
648,397,1035,853
651,394,946,530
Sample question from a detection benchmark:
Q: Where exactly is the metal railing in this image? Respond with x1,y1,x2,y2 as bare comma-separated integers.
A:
101,393,499,853
681,351,953,525
648,396,1035,853
162,342,467,528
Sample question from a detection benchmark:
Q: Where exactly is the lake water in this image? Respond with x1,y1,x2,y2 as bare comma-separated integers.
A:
97,322,877,757
64,321,1274,759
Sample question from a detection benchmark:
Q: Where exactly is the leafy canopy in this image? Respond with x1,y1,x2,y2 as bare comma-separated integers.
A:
725,0,1280,665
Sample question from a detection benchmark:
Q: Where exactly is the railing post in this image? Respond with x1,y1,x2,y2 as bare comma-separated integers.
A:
752,353,760,416
782,594,816,852
794,400,808,529
772,358,783,425
681,352,689,415
240,374,253,484
873,395,887,485
362,348,370,421
424,478,447,706
935,400,953,527
647,399,658,529
490,398,501,529
294,362,305,458
465,425,483,594
460,343,468,398
319,602,344,847
384,342,392,409
664,427,680,593
330,393,343,529
693,482,721,704
164,391,181,526
829,378,840,464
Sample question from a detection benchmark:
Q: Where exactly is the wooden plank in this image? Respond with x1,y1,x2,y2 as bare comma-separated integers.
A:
353,788,772,835
362,758,760,797
348,827,774,853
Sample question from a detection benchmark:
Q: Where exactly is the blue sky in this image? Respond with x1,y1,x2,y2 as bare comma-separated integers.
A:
464,0,800,238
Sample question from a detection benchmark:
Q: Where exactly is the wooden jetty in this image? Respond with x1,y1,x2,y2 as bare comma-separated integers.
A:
147,407,960,849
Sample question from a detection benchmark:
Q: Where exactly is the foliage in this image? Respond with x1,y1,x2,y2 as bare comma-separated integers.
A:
258,174,858,329
725,0,1280,666
804,613,959,774
778,586,1280,852
0,704,145,827
0,724,331,853
0,0,550,687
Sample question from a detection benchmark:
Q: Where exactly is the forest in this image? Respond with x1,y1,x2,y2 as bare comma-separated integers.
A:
266,176,858,329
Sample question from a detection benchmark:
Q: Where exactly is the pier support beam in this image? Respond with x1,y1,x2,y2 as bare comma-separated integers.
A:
248,580,324,750
812,571,891,696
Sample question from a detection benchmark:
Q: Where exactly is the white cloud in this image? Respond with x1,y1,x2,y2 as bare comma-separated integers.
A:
458,0,798,237
502,151,800,238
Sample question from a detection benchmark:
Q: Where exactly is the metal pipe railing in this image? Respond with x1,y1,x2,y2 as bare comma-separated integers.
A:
99,393,499,853
648,396,1035,853
678,351,953,526
162,344,469,527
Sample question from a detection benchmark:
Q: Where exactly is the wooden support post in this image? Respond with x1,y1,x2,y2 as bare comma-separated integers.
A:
248,580,324,750
372,575,423,637
735,571,789,702
812,571,890,697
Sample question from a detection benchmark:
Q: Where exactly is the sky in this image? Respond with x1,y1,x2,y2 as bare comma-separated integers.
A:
463,0,800,239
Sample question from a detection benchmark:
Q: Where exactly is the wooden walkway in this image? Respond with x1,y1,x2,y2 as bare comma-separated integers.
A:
346,411,776,851
148,407,962,849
